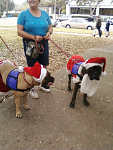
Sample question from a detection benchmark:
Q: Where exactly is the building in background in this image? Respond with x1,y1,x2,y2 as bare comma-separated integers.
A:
66,0,113,21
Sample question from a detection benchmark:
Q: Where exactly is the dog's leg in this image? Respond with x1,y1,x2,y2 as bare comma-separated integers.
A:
83,94,89,106
69,83,79,108
23,94,30,110
15,97,23,118
67,74,72,91
0,96,3,103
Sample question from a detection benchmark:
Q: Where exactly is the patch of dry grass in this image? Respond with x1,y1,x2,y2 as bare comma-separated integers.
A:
0,29,113,73
53,27,113,37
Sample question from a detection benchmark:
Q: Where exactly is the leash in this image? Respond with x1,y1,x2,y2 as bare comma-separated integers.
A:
34,35,44,54
0,35,81,66
49,39,70,58
49,38,84,80
49,38,83,65
0,35,20,63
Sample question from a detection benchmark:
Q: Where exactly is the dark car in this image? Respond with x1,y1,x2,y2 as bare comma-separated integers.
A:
109,18,113,25
86,15,97,22
86,17,94,22
58,15,71,22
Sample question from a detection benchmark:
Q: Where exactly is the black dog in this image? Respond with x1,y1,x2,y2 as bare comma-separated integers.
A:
67,55,106,108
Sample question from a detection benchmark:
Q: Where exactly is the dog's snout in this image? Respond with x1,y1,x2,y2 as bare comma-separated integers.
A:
90,75,100,81
52,77,55,82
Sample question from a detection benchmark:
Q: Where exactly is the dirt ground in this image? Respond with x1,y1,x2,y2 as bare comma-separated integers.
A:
0,44,113,150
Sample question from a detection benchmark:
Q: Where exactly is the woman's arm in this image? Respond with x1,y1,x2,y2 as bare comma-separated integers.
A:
43,24,53,40
17,24,43,42
47,24,53,35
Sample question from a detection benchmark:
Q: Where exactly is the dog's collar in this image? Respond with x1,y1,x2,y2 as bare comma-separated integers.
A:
23,72,32,86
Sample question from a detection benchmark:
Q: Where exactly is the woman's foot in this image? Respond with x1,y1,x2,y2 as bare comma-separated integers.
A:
29,88,39,99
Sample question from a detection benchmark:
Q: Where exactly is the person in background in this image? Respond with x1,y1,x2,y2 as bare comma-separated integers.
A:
17,0,53,99
96,14,102,37
105,19,110,37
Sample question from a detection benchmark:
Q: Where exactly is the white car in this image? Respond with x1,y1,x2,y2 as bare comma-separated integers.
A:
51,19,58,27
61,18,96,30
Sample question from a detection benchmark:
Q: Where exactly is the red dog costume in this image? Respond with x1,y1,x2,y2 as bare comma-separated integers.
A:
67,55,106,97
0,60,47,95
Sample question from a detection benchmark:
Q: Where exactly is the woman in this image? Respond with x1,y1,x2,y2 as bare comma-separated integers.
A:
105,19,110,37
17,0,53,98
96,14,101,37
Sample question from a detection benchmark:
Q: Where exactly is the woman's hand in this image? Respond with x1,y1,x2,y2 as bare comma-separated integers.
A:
43,32,51,40
35,35,43,42
43,24,53,40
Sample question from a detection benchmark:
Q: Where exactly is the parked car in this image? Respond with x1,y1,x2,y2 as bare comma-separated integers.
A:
109,18,113,25
86,15,97,22
7,14,13,17
61,18,96,30
51,19,58,27
57,15,71,22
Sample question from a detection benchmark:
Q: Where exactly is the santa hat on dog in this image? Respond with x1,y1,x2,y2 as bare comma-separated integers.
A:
23,62,47,82
83,57,107,76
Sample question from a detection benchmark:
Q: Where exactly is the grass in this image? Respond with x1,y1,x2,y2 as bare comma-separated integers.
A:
0,26,17,28
0,27,113,73
53,27,113,36
1,25,113,36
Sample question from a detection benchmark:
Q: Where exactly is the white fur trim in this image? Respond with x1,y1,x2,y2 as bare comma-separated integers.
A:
78,64,83,75
80,74,99,97
0,60,14,67
18,66,24,72
67,69,71,74
72,76,80,83
101,71,107,76
84,63,103,70
33,65,47,82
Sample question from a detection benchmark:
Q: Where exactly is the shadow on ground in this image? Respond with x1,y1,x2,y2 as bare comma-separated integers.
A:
0,45,113,150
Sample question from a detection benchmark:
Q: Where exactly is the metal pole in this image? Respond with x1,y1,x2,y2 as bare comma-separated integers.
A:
54,0,56,14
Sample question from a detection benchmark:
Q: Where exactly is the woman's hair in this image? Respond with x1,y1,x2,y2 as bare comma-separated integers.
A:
27,0,40,2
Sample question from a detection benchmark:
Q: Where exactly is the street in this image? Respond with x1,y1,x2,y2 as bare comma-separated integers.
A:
0,17,113,32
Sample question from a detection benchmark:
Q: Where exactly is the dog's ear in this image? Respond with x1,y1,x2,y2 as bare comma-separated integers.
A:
81,67,87,75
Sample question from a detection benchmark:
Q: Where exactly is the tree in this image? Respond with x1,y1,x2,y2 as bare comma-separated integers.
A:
0,0,5,12
0,0,15,13
56,0,66,16
40,0,65,15
76,0,103,15
6,0,8,13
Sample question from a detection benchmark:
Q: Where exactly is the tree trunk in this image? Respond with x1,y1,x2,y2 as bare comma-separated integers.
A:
6,0,8,14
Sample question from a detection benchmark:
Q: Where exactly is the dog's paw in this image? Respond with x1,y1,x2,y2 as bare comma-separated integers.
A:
0,98,3,103
23,104,30,110
16,111,23,119
69,102,75,108
83,100,90,106
67,87,71,91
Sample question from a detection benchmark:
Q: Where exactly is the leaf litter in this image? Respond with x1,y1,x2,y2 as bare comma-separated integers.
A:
0,29,113,74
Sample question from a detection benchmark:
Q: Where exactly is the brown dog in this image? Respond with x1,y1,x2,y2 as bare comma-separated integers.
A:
67,55,106,108
0,60,54,118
